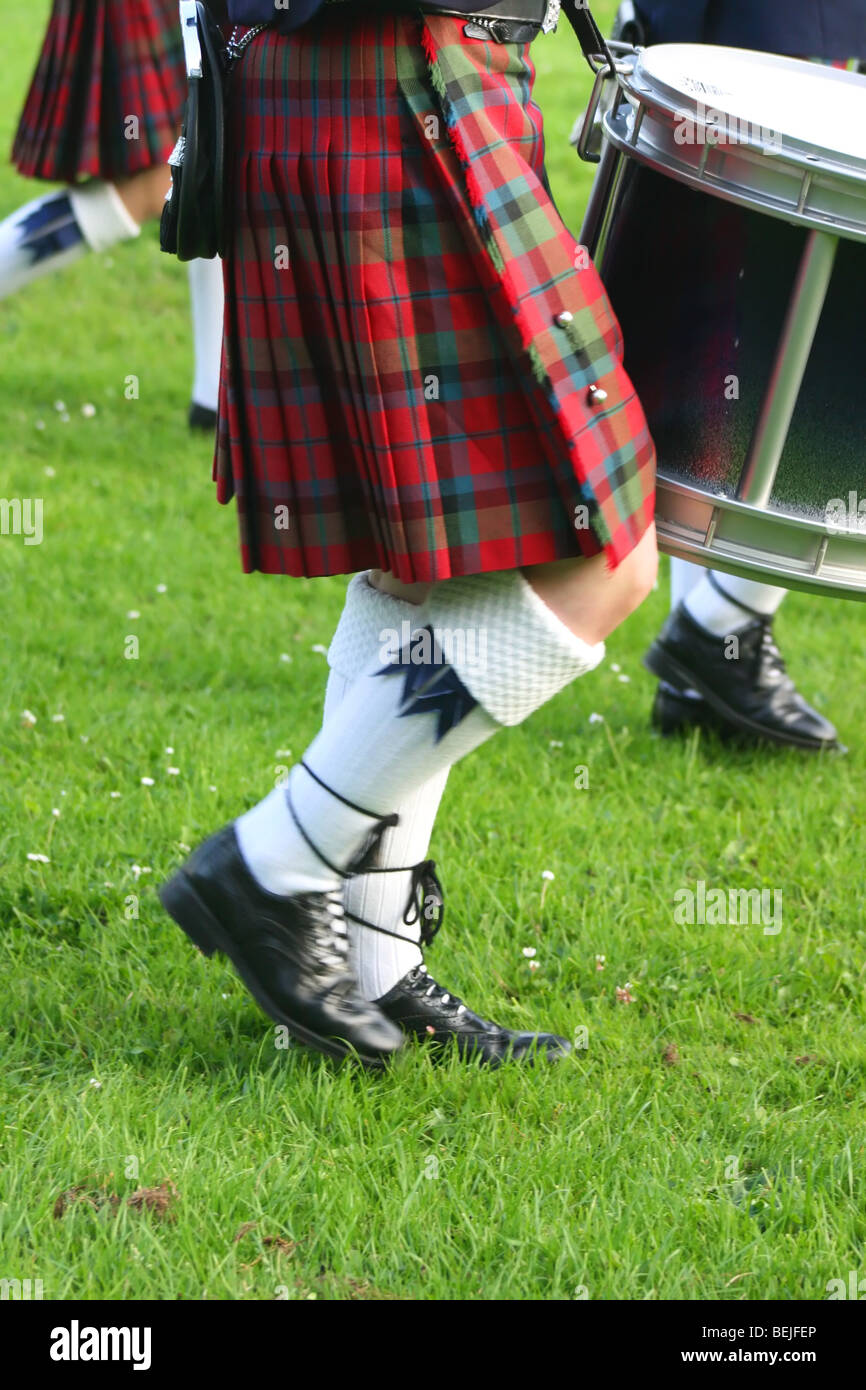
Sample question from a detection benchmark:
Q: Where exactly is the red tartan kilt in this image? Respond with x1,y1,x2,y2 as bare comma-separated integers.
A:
216,15,655,582
12,0,187,183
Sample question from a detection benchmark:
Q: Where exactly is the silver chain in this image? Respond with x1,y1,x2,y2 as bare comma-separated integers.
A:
226,23,271,64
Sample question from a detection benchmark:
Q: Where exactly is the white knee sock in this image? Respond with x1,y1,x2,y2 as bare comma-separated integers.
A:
236,569,604,905
187,257,224,412
0,181,138,301
68,180,140,253
684,572,787,637
0,182,138,300
324,575,449,1000
669,557,705,610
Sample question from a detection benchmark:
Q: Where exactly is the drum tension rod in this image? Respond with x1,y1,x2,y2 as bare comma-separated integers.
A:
737,229,839,508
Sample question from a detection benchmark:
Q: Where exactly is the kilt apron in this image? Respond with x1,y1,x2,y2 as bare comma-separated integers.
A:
215,14,656,582
12,0,187,183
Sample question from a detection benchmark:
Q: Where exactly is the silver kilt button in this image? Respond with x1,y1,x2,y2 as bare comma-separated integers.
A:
587,383,608,405
554,310,574,327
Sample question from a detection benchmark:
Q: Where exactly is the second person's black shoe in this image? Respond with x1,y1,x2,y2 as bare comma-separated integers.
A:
644,601,839,752
188,401,217,432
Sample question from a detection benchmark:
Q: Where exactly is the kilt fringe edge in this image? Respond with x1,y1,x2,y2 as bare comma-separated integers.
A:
419,18,611,547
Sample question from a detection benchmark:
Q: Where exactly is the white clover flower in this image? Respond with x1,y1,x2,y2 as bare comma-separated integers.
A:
156,584,167,594
44,465,55,476
522,946,537,958
54,400,66,413
127,610,140,620
618,674,630,684
51,713,65,723
141,776,155,787
167,767,180,776
311,644,328,656
165,746,174,755
542,870,555,882
589,712,604,724
109,791,121,799
27,853,50,864
81,403,96,418
279,653,292,664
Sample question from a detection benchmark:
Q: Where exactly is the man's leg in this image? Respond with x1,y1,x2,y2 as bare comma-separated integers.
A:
645,561,838,750
321,572,569,1063
322,572,445,1002
187,257,225,431
161,531,657,1065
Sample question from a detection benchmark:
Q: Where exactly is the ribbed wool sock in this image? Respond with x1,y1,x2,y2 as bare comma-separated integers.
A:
684,571,787,637
669,556,705,609
665,558,706,699
324,574,449,999
236,569,605,904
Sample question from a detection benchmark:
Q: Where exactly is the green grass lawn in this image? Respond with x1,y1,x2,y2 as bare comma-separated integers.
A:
1,2,864,1302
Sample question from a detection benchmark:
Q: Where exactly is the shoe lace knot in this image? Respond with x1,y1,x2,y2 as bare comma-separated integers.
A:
403,860,445,948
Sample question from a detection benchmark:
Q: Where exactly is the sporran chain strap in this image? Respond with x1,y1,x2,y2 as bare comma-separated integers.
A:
226,22,272,63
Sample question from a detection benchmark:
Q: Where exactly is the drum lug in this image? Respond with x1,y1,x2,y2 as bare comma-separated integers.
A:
575,46,637,165
812,536,829,576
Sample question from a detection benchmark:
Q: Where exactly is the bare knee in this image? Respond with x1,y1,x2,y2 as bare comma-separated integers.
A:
115,163,173,225
616,523,659,618
368,569,431,606
523,523,658,645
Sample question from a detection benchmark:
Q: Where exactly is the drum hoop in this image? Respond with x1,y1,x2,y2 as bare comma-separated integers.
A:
603,104,866,243
623,45,866,178
616,78,866,180
656,474,866,600
657,471,866,541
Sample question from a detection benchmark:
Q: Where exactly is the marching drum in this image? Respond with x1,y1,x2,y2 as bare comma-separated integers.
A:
579,44,866,598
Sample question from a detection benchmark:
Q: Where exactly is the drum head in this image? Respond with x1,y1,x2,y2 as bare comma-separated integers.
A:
635,45,866,169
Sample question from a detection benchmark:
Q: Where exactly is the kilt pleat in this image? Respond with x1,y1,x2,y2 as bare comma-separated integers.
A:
215,15,655,581
12,0,187,183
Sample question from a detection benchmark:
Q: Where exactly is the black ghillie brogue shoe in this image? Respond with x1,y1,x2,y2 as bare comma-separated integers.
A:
650,683,722,738
188,401,217,432
159,824,404,1067
358,865,570,1066
375,965,571,1067
644,595,840,752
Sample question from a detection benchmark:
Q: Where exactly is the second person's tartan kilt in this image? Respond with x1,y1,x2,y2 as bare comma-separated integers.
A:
215,13,656,583
12,0,187,183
